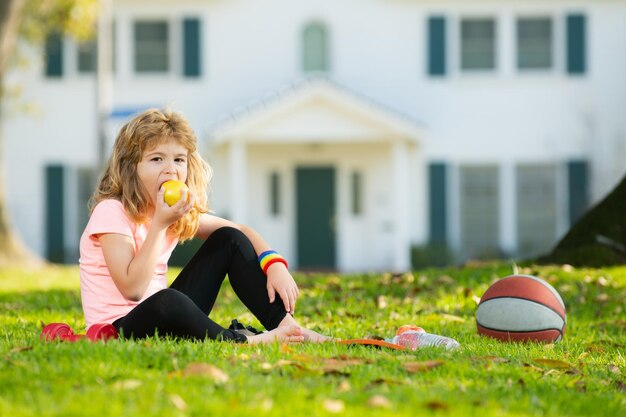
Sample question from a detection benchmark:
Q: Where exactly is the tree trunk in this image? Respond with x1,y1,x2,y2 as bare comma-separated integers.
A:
0,0,44,266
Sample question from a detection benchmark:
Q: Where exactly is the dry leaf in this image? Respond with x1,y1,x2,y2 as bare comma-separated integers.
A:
533,359,573,369
368,395,391,408
260,398,273,411
440,313,465,323
609,364,621,375
169,394,188,411
469,356,510,363
8,346,32,354
112,379,142,390
337,380,351,393
425,400,448,410
323,399,345,414
182,363,229,383
376,295,388,309
403,360,444,373
596,293,609,303
366,377,406,388
523,363,544,373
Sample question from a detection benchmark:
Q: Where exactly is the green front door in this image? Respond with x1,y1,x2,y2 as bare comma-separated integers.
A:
296,167,336,270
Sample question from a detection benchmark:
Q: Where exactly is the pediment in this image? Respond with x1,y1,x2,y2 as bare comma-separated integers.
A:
210,77,425,145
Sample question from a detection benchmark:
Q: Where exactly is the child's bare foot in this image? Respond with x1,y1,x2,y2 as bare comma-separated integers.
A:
246,325,304,344
276,315,334,343
301,328,336,343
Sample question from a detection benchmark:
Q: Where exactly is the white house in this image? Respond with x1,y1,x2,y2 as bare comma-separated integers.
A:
4,0,626,272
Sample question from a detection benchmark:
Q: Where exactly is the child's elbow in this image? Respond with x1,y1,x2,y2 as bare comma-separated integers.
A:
119,286,144,302
125,293,143,302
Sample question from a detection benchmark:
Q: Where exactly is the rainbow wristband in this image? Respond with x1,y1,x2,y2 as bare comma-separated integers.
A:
258,250,288,274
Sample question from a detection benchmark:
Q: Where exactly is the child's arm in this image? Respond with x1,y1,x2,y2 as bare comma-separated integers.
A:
100,188,193,301
196,214,299,314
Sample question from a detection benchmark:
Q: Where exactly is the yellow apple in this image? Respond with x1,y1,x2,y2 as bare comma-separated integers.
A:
162,180,189,206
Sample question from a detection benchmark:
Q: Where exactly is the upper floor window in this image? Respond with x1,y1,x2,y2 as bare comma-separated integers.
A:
134,21,169,73
460,18,496,71
302,22,329,72
77,40,97,73
517,18,552,70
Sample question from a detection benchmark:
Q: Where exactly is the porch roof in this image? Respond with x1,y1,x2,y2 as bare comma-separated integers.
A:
208,76,426,146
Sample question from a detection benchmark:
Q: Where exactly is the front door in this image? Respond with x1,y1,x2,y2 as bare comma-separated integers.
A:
296,167,336,270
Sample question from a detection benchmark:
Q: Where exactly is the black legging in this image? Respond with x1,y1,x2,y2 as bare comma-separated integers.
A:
112,227,288,342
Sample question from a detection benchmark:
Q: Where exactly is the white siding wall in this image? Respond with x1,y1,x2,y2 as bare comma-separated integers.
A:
4,0,626,266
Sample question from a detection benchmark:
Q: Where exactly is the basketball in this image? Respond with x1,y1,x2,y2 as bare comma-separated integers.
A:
476,274,566,343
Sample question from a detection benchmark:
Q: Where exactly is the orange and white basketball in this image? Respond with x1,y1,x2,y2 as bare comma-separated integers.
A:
476,274,566,343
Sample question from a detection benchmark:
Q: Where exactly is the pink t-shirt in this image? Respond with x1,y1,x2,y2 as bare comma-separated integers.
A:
79,200,178,328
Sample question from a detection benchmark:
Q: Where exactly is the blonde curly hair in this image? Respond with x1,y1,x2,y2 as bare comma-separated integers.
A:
91,108,211,241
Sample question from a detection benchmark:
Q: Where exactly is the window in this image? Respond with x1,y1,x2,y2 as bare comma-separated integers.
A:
516,165,557,258
351,171,363,215
302,22,329,72
517,18,552,70
134,21,169,72
460,18,496,70
77,21,116,74
460,166,500,259
77,40,97,73
270,172,281,216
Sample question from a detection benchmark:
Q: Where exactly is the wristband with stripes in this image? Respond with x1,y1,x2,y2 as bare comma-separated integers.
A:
258,250,288,274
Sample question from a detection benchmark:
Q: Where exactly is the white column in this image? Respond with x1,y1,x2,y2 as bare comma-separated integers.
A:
228,141,247,223
392,141,410,271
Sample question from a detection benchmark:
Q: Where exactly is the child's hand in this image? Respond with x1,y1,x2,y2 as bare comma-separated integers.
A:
154,186,194,229
266,264,299,315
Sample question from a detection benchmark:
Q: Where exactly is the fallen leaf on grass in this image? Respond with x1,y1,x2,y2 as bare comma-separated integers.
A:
523,363,544,373
337,380,351,393
533,359,574,370
8,346,32,354
403,360,445,373
440,313,465,323
260,398,273,411
615,381,626,392
609,364,621,375
366,377,406,388
368,395,391,408
112,379,142,390
169,394,188,411
425,400,448,410
181,363,229,383
469,356,510,364
323,399,345,413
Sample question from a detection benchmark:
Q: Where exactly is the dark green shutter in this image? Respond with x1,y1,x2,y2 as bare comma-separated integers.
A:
428,16,446,76
183,18,201,77
568,160,588,225
566,14,586,74
270,172,280,216
429,162,447,244
45,32,63,77
45,165,65,263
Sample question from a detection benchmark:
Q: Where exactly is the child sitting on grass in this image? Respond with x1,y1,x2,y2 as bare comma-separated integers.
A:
79,108,330,344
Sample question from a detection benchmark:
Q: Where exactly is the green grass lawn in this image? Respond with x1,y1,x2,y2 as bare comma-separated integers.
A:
1,262,624,416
